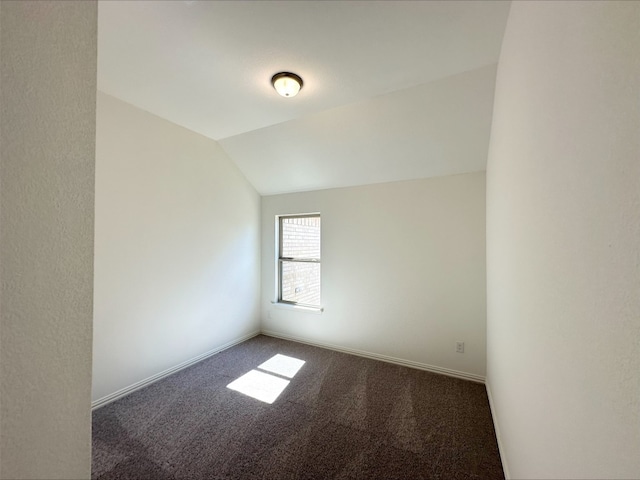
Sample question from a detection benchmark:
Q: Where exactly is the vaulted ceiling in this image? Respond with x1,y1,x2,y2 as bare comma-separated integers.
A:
98,1,510,195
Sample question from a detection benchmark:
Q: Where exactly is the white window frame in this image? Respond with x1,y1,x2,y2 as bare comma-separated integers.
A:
275,213,321,311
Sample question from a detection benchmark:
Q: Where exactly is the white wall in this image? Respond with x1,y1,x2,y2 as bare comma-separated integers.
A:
0,4,3,472
262,173,487,379
486,2,640,478
0,2,97,478
92,92,261,402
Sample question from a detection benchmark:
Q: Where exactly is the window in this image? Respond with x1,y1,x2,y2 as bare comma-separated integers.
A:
277,214,321,308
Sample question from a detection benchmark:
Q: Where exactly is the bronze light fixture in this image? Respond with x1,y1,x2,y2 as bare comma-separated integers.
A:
271,72,303,98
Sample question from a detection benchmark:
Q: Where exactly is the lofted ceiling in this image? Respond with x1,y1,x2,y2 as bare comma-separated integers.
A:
98,1,510,195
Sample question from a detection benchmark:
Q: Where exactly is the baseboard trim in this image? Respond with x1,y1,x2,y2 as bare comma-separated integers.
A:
261,330,485,384
91,330,261,410
486,380,511,480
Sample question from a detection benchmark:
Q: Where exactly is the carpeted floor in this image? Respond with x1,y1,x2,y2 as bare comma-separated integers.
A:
92,335,504,479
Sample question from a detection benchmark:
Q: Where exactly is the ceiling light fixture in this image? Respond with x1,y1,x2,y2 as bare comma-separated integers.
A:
271,72,303,98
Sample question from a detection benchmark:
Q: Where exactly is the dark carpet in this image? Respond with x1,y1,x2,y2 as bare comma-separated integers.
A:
92,335,504,479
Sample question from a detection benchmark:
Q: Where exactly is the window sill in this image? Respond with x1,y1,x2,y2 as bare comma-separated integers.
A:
270,301,324,314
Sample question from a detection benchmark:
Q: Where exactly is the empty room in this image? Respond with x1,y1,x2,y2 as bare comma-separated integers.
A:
1,1,639,480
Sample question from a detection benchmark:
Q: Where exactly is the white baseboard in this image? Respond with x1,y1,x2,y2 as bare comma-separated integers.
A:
91,331,261,410
261,330,485,384
485,380,511,480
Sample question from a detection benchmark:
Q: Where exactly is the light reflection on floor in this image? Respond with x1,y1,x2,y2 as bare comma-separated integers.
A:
258,353,305,378
226,354,305,404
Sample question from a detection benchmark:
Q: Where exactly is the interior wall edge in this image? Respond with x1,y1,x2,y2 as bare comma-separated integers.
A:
261,330,485,384
91,330,261,410
485,379,511,480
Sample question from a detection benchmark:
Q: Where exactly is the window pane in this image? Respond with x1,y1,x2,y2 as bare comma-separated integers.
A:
281,261,320,306
281,216,320,259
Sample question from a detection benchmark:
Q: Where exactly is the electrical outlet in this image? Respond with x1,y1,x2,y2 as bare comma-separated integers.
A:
456,342,464,353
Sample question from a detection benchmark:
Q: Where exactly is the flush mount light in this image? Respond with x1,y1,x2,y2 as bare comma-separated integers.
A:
271,72,303,98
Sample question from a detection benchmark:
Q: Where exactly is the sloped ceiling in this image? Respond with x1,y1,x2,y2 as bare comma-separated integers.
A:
98,1,510,195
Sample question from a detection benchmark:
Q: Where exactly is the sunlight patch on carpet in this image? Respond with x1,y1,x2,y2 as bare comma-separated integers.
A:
226,354,305,404
227,370,290,404
258,354,305,378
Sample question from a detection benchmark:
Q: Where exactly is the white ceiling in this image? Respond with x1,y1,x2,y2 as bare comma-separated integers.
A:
98,1,510,195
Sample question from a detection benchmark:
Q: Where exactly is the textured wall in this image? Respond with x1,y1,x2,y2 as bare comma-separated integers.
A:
262,173,487,379
92,92,261,402
0,2,3,473
486,2,640,478
0,2,97,478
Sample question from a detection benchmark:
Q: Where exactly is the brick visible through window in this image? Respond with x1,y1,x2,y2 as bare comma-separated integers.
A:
278,215,320,307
